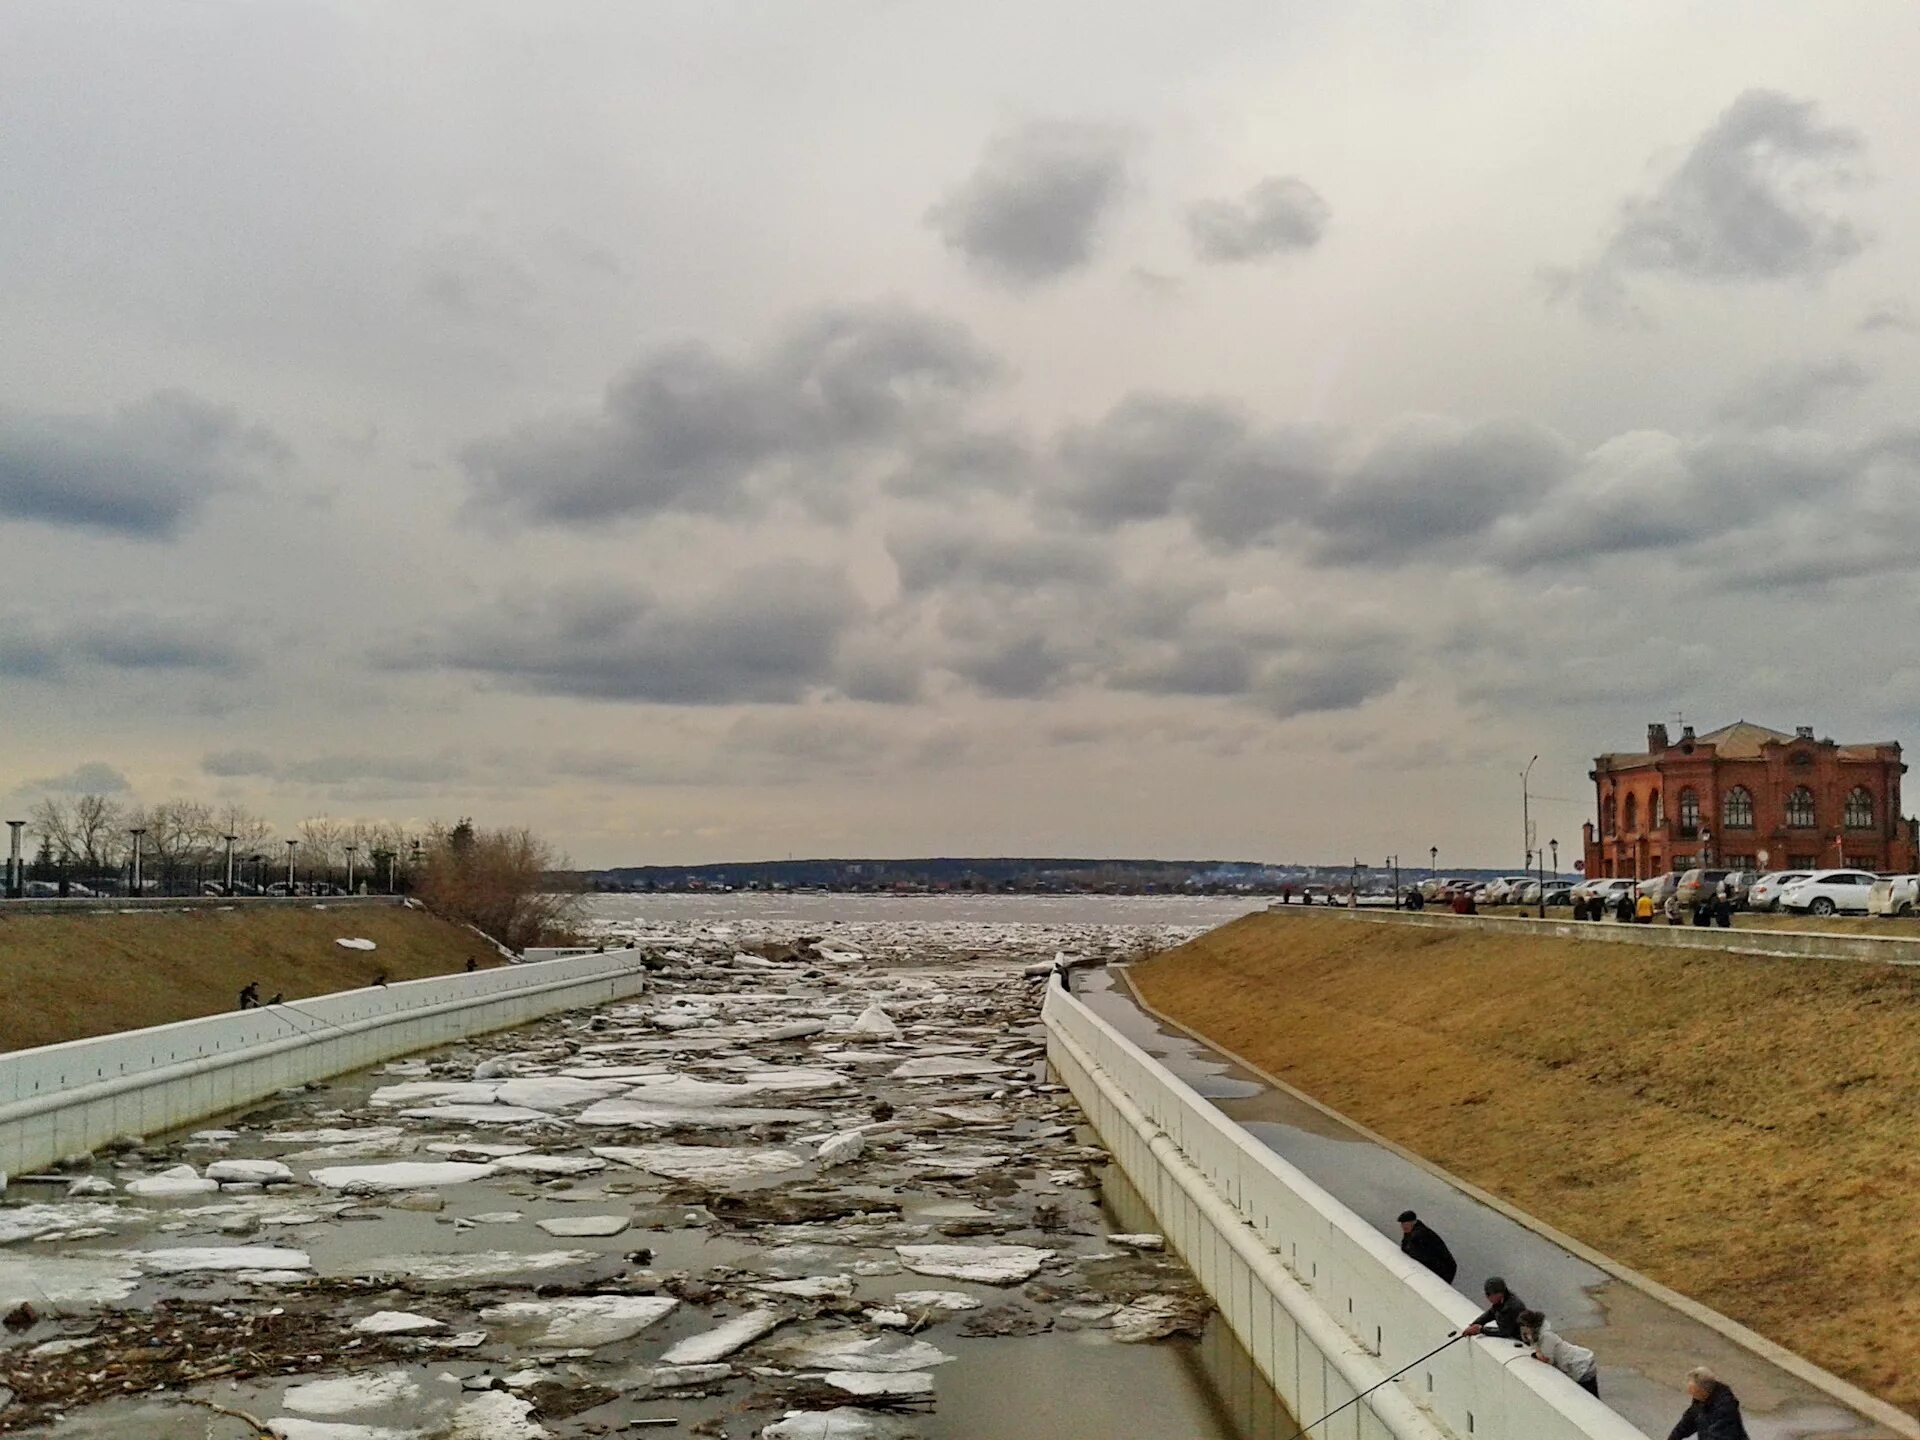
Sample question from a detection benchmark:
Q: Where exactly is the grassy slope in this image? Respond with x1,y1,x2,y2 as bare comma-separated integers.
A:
1133,912,1920,1414
0,904,503,1052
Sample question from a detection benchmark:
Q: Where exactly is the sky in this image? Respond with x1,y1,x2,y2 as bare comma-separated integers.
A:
3,1,1918,868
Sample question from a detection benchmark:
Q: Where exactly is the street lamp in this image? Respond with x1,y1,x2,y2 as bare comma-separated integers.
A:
344,844,357,894
5,820,23,899
1429,845,1438,879
128,828,148,896
285,838,298,891
1387,854,1400,909
223,834,238,894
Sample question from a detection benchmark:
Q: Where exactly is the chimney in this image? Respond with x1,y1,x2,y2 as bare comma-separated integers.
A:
1681,724,1696,743
1647,723,1670,753
1796,726,1815,740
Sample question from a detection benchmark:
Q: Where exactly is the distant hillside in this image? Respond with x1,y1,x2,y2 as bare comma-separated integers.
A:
572,856,1570,894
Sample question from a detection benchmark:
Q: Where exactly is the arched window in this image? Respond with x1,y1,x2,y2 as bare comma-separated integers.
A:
1603,793,1616,836
1845,787,1874,830
1650,788,1664,828
1722,786,1754,829
1624,793,1638,831
1678,788,1700,837
1786,786,1815,829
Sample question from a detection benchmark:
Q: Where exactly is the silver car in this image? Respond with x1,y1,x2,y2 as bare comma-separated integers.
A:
1747,871,1811,912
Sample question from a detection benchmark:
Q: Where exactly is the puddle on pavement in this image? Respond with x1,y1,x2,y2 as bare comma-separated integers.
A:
1,916,1297,1440
1076,967,1898,1440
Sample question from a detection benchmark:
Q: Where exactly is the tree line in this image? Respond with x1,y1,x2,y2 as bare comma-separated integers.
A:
19,793,579,950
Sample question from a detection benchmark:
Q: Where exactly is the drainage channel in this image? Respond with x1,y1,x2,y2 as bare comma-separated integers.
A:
0,930,1295,1440
1075,966,1898,1440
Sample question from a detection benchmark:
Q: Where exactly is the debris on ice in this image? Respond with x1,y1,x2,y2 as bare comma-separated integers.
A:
478,1294,678,1348
894,1244,1052,1284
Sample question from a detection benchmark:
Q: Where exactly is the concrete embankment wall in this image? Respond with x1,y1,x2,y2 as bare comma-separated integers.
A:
1045,978,1648,1440
0,949,648,1175
1320,906,1920,965
0,894,410,916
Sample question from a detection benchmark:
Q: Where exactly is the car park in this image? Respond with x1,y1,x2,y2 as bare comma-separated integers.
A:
1747,871,1812,912
1780,870,1879,917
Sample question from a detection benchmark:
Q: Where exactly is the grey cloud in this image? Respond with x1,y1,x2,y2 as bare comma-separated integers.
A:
0,390,286,538
1313,417,1572,564
831,632,926,705
1188,176,1330,263
1490,428,1849,568
949,631,1079,699
1052,393,1332,546
888,526,1112,595
463,302,1001,527
1111,643,1255,697
1554,90,1865,316
884,430,1032,498
201,748,467,786
23,762,133,795
391,561,863,704
0,614,254,680
926,120,1130,285
1252,647,1405,720
1858,299,1918,335
1714,356,1871,427
202,748,276,777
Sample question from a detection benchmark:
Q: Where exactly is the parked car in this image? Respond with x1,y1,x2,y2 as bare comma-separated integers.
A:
1636,872,1681,904
1511,880,1543,905
1721,870,1757,908
1868,875,1919,918
1747,871,1812,912
1675,868,1733,908
1543,885,1574,906
1587,877,1639,908
1780,870,1879,917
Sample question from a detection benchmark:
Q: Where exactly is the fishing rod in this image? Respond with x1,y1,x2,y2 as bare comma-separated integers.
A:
1276,1330,1492,1440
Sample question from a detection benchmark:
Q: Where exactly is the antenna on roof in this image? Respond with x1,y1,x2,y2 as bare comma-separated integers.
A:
1671,709,1685,732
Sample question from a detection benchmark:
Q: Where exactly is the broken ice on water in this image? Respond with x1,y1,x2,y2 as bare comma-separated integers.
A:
0,904,1230,1438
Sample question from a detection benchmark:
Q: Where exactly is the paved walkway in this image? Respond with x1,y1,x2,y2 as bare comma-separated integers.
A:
1076,967,1905,1440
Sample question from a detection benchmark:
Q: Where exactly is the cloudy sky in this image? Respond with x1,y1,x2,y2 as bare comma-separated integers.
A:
4,2,1918,868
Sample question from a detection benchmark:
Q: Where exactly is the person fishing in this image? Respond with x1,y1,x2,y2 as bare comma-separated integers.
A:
1397,1209,1457,1283
1519,1309,1599,1395
237,981,261,1010
1462,1276,1527,1339
1666,1366,1750,1439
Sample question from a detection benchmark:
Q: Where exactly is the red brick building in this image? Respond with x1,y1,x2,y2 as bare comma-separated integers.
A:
1582,720,1917,879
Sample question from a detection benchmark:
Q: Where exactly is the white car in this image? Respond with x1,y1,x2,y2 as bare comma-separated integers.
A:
1780,870,1879,917
1483,875,1535,905
1868,875,1919,918
1746,872,1811,912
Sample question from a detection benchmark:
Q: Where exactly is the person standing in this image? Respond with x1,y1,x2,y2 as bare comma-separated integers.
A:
1635,889,1655,923
1463,1277,1527,1339
1615,889,1635,923
1397,1210,1457,1283
1666,1367,1750,1439
1518,1309,1599,1395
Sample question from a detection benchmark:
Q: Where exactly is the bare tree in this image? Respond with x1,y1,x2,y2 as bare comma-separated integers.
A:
29,794,126,873
297,815,344,884
413,822,580,951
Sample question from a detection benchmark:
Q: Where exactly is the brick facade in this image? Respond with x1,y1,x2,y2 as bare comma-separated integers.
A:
1582,720,1917,879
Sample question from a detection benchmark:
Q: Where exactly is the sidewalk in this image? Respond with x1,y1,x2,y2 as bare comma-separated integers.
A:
1076,967,1906,1440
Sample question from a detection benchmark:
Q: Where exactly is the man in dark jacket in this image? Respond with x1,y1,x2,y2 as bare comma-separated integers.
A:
1463,1276,1526,1339
1397,1209,1457,1283
1667,1366,1749,1439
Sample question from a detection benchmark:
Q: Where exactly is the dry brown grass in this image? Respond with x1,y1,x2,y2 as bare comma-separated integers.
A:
0,904,502,1053
1133,912,1920,1414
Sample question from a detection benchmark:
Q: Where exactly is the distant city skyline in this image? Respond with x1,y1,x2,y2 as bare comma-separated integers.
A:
5,5,1919,867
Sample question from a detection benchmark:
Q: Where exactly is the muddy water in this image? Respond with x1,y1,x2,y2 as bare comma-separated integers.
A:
0,916,1294,1440
1077,968,1895,1440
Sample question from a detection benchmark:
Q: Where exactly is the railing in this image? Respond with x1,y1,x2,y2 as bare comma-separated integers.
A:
1045,977,1649,1440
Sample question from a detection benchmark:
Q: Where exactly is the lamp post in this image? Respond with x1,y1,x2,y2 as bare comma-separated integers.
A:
249,854,263,892
285,838,298,892
1387,854,1400,909
1429,845,1438,879
223,834,238,894
129,828,148,896
1550,839,1560,905
344,844,357,895
5,819,23,899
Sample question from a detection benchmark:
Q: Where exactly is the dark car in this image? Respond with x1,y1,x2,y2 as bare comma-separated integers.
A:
1675,868,1732,908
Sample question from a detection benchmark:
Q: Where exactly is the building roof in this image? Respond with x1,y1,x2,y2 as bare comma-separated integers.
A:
1596,720,1901,771
1691,720,1796,758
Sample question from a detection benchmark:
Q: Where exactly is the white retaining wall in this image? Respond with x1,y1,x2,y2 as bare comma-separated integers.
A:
1045,979,1650,1440
0,950,648,1175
